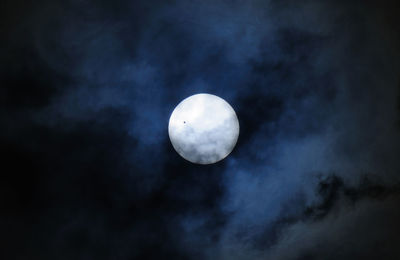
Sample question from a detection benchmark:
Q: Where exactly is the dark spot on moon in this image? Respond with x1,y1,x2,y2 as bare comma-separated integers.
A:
184,121,186,124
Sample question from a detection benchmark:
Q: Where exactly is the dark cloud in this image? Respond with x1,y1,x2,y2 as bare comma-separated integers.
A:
1,0,400,259
265,176,400,260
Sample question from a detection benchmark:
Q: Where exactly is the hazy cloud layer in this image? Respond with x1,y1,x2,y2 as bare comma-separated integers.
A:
1,0,400,259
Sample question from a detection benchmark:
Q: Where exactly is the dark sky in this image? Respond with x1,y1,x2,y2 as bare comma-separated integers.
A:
1,0,400,259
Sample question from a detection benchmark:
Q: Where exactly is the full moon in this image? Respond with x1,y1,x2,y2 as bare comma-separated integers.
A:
168,93,240,164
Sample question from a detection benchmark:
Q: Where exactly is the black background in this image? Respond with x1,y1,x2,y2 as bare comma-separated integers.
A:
1,0,400,259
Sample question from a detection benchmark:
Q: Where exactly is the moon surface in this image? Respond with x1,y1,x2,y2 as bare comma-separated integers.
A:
168,93,240,164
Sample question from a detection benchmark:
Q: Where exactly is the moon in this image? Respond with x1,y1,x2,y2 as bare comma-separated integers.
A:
168,93,240,164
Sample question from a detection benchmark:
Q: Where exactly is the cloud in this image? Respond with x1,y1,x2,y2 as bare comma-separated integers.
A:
1,0,400,259
266,182,400,260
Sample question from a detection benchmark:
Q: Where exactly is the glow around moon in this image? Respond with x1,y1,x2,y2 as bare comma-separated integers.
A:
168,93,239,164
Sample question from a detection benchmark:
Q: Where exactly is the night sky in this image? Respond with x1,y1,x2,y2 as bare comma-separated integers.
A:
1,0,400,259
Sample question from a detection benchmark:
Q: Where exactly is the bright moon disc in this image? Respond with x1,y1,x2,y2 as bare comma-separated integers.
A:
168,93,239,164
